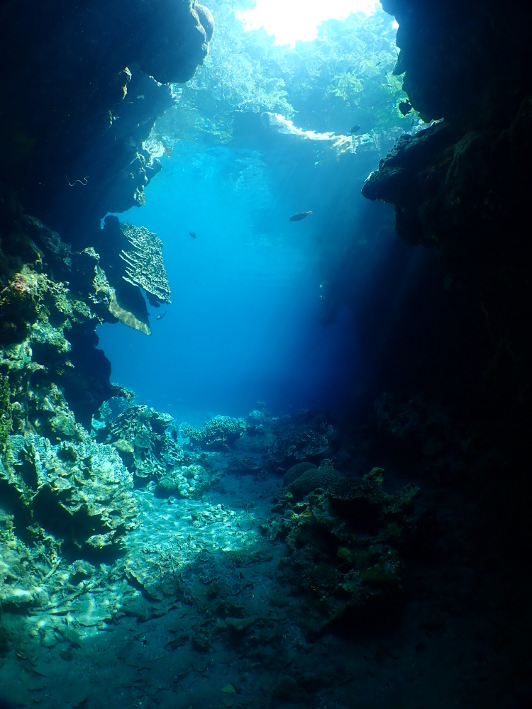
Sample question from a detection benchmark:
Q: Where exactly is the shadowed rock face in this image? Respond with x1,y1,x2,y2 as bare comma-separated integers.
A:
364,0,532,411
0,0,212,241
381,0,532,130
361,0,532,587
0,1,214,424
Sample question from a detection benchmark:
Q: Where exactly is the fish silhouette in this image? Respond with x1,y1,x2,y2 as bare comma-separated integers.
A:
289,211,312,222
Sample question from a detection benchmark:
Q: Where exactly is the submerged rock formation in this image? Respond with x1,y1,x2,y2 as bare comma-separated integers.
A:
0,0,213,627
362,2,532,665
364,1,532,411
0,0,213,242
271,465,418,637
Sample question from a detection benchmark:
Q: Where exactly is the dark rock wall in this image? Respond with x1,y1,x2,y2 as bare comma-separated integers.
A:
382,0,532,129
365,0,532,412
361,0,532,592
0,0,210,241
0,0,213,424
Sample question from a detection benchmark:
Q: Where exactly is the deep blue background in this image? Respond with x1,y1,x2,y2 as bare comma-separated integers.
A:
97,136,400,421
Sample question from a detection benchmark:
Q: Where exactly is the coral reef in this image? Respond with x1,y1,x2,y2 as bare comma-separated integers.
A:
96,403,184,483
118,222,171,306
268,411,333,462
0,433,137,557
282,461,317,487
182,415,247,451
92,216,171,335
285,461,344,502
0,215,123,429
157,464,217,499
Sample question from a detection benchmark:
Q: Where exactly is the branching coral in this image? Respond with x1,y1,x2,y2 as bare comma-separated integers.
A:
181,415,246,451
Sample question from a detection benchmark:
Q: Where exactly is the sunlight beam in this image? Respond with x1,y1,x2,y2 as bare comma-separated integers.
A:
236,0,381,47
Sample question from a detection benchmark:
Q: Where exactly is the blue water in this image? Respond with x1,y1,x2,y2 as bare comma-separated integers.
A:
98,137,395,420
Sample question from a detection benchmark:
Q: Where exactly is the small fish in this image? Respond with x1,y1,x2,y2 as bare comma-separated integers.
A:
399,101,413,116
156,311,168,320
289,211,312,222
189,231,197,239
164,146,172,157
350,124,361,134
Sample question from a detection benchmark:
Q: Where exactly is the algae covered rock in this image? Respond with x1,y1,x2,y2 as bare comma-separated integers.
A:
272,467,419,637
1,432,137,556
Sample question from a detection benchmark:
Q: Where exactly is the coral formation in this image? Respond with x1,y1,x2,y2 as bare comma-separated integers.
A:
1,433,137,556
96,403,184,483
268,411,333,462
283,461,317,487
94,216,171,335
0,216,123,428
286,461,344,502
182,415,247,451
157,464,216,499
270,467,419,636
118,222,171,306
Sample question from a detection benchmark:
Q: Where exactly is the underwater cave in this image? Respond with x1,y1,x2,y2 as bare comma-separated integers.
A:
1,0,532,707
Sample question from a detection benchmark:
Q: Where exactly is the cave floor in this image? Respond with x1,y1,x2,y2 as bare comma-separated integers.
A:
0,454,521,709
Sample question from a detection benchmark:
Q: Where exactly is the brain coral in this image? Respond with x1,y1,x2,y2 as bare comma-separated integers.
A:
283,461,318,488
287,465,344,502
